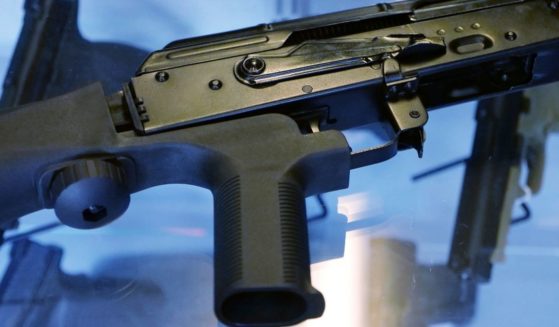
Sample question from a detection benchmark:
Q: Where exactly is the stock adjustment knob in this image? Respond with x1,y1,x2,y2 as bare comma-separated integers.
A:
50,159,130,229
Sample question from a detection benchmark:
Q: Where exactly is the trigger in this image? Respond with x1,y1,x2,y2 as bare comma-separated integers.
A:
398,128,426,158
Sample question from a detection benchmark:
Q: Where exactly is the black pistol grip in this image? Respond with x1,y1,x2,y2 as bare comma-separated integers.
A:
214,173,323,326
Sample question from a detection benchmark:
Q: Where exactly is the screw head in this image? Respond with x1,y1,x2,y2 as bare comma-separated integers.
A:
409,110,421,119
83,205,108,222
455,26,464,33
241,57,266,75
505,31,517,41
209,79,223,90
436,29,446,36
155,71,170,82
471,23,481,29
302,85,313,94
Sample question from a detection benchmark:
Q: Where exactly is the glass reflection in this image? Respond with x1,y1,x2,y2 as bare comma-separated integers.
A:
0,1,558,326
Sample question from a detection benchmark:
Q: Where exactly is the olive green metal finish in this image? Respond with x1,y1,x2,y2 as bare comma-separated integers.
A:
132,0,559,135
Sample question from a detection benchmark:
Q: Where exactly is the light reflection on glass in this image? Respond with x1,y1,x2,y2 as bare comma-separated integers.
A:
337,192,384,223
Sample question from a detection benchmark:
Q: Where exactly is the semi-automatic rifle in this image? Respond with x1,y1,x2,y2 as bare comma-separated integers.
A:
1,0,559,326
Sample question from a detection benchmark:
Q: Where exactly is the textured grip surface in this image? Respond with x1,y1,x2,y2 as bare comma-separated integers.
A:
278,182,310,285
215,176,243,291
214,175,324,327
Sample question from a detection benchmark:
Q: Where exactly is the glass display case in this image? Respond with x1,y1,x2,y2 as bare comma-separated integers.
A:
0,1,558,326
